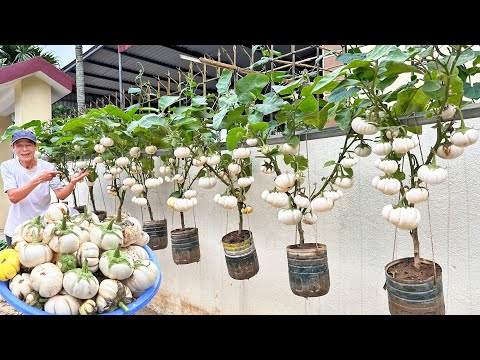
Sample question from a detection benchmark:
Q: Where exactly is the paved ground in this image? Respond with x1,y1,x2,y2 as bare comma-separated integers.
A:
0,294,159,315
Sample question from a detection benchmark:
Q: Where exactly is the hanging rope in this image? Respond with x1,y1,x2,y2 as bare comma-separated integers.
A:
155,188,166,220
462,155,472,312
446,162,451,304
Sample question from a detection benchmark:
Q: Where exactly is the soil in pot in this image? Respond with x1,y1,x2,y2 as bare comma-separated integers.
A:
385,257,445,315
286,243,330,298
170,227,200,265
222,230,259,280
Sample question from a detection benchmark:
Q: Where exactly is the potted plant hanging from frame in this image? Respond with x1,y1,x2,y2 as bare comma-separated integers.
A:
336,44,479,314
160,74,218,265
213,61,364,292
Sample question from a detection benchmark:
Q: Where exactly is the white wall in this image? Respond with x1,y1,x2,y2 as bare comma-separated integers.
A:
75,117,480,314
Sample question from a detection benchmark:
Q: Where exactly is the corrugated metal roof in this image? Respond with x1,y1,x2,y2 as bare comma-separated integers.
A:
60,45,320,107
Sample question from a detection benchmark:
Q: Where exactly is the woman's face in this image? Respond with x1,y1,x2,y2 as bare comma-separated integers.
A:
12,139,37,161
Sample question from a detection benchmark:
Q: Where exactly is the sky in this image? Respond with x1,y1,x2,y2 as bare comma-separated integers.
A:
42,45,95,68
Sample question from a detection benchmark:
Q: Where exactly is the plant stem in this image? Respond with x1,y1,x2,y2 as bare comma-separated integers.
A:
145,193,154,221
297,220,305,245
238,203,243,235
180,211,185,230
88,186,97,212
116,189,126,222
411,228,421,270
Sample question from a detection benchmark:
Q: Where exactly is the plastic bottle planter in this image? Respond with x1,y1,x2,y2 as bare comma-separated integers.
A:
286,243,330,298
73,205,86,214
221,230,259,280
143,219,168,250
384,257,445,315
170,227,200,265
94,210,107,222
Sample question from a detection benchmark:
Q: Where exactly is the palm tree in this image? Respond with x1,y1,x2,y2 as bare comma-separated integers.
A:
0,45,59,67
75,45,86,114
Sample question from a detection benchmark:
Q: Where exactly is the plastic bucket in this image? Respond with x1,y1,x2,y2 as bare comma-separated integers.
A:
0,245,162,315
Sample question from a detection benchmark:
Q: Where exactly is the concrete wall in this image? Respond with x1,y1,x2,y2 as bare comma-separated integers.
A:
0,77,54,229
14,77,52,124
0,116,12,228
76,116,480,314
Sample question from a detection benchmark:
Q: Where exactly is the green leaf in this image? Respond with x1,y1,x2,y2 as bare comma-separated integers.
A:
55,135,75,145
448,75,464,106
235,73,270,103
422,80,445,100
174,116,197,127
324,160,336,167
182,123,201,132
382,61,422,78
127,114,168,132
256,92,284,115
192,96,207,106
158,95,180,110
365,45,398,61
104,105,131,123
62,118,95,132
391,171,406,181
272,71,290,82
406,125,422,135
219,93,238,108
334,107,352,131
455,49,476,66
353,67,375,81
249,122,268,133
169,191,181,199
265,120,279,135
247,111,264,124
309,67,346,95
304,102,335,130
344,59,372,69
125,103,140,117
296,155,308,171
463,82,480,100
1,126,20,142
226,127,245,151
212,108,228,130
250,57,271,69
336,53,366,64
128,87,141,94
327,86,360,103
344,168,353,177
95,116,122,128
272,78,305,95
283,154,294,167
393,87,429,115
216,69,233,95
287,136,300,146
20,119,43,131
275,110,291,124
383,48,412,63
377,76,397,91
224,106,247,128
332,78,360,89
298,95,318,113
